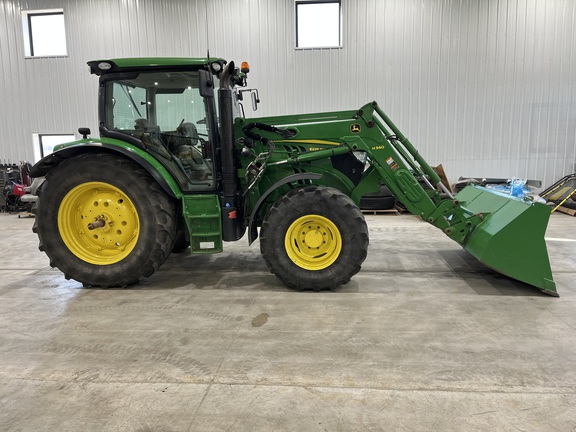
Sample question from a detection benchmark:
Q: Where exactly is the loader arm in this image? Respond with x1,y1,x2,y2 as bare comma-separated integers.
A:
240,101,557,295
357,102,556,295
351,102,486,245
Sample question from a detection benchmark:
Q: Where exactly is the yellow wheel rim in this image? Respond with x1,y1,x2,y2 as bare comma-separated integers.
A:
285,214,342,270
58,181,140,265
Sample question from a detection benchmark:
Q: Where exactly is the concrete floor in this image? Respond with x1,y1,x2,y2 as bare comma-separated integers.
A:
1,210,575,431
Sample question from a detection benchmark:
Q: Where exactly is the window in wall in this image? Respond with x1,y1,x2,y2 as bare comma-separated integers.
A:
22,9,68,57
38,134,74,157
295,1,341,49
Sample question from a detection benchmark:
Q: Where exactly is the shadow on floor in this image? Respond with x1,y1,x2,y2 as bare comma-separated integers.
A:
437,249,551,297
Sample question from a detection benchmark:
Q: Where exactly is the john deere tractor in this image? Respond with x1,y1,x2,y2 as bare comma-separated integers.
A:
30,57,558,295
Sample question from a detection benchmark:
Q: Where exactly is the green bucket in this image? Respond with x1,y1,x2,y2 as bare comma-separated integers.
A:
455,185,557,296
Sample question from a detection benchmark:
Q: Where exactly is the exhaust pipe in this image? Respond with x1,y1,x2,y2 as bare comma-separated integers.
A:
218,62,244,241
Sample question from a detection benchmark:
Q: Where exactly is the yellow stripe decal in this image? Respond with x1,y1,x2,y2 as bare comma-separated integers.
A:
272,139,341,146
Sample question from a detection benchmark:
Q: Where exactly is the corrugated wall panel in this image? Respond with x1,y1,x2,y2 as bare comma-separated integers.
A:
0,0,574,187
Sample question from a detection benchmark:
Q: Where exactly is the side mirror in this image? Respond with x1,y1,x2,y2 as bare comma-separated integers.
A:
199,69,214,98
251,91,260,111
78,127,91,139
238,103,246,118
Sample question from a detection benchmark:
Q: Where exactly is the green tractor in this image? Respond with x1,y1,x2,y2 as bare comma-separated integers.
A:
30,57,558,295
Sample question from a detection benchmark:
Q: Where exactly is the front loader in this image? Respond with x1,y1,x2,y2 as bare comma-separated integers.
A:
30,57,557,295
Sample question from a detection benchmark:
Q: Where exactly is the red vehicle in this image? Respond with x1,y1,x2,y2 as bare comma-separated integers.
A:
1,164,33,213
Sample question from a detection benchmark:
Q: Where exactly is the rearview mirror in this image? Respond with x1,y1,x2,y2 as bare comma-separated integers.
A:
252,89,260,111
251,91,259,111
199,70,214,98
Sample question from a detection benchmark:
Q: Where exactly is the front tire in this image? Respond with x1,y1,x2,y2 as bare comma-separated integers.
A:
260,186,369,290
33,153,177,287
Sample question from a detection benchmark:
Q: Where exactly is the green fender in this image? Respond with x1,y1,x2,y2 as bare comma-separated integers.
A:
30,138,183,199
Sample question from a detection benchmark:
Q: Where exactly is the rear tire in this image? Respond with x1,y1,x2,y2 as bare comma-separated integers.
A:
260,186,369,290
33,153,177,287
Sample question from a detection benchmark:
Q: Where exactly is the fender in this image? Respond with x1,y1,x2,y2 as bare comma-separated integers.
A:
248,173,322,244
30,139,183,199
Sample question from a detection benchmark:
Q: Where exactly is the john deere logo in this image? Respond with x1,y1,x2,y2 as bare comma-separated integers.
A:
351,124,361,133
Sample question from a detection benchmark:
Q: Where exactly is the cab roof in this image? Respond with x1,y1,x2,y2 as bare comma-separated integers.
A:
87,57,226,75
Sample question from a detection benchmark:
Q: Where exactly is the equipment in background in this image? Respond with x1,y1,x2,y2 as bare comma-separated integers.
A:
1,162,34,214
359,185,395,211
452,177,542,194
540,173,576,216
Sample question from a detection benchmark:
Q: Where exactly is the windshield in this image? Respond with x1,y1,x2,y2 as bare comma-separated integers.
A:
107,71,209,135
103,70,216,192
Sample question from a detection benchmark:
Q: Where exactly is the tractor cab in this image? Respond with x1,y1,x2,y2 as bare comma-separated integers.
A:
87,58,248,193
89,59,224,193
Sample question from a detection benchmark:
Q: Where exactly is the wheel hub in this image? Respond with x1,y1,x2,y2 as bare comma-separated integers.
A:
304,229,323,248
87,215,108,231
284,214,342,271
58,182,140,265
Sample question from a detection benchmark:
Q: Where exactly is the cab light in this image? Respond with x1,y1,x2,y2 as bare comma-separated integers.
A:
241,62,250,73
211,62,222,73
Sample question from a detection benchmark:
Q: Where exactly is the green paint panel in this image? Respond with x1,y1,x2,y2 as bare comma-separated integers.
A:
457,185,557,295
395,169,425,202
182,195,222,254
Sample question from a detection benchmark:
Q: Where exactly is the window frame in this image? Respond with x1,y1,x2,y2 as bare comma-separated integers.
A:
21,9,68,58
37,133,75,158
295,0,342,50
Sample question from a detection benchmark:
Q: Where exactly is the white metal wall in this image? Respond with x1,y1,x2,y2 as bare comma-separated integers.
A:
1,0,575,187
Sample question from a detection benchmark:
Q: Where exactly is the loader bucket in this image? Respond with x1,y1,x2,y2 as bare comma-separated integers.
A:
455,185,557,296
